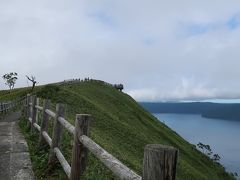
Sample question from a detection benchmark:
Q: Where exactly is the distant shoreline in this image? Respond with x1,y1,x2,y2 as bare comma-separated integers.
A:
140,102,240,121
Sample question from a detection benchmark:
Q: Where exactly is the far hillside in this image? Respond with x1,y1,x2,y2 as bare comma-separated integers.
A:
140,102,240,121
0,80,235,179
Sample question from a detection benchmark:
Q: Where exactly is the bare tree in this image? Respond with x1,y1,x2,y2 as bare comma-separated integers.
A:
26,75,37,92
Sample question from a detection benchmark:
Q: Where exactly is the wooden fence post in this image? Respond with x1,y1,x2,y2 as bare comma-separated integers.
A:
3,103,5,113
49,103,65,165
70,114,91,180
6,103,8,113
25,95,28,117
36,98,40,124
39,99,51,147
28,95,33,128
11,101,13,109
0,102,2,113
22,96,27,117
143,144,178,180
26,94,31,118
1,102,3,113
4,103,7,113
31,95,37,133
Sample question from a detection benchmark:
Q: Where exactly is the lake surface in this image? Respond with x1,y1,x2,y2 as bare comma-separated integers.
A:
153,113,240,177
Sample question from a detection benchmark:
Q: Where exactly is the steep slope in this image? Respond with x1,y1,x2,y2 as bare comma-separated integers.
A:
1,81,235,179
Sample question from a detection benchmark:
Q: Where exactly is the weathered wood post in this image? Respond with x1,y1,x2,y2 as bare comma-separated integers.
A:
22,96,27,117
26,94,31,119
39,99,51,147
70,114,91,180
1,102,3,113
49,103,65,164
6,103,9,113
36,98,40,124
31,95,37,133
5,103,7,113
11,101,14,109
3,103,5,113
0,102,2,113
28,95,33,128
143,144,178,180
24,96,27,117
22,97,25,107
4,103,7,113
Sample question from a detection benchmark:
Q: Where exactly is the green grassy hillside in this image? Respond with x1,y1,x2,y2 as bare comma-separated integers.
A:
0,81,235,179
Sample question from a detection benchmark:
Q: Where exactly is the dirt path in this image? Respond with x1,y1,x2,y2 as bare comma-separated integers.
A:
0,112,34,180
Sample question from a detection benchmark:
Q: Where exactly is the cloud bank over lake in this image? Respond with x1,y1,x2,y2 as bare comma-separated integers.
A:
1,0,240,101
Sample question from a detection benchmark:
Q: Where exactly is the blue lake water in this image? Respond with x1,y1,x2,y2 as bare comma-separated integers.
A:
153,113,240,177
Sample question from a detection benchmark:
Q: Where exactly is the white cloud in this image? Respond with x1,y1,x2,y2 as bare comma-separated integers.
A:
1,1,240,101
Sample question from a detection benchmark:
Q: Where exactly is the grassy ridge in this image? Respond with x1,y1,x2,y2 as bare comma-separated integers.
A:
1,81,235,179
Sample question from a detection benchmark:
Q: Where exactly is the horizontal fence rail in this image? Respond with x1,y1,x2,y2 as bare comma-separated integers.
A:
24,94,178,180
79,135,142,180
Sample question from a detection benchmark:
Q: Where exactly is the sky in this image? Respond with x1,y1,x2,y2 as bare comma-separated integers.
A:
1,1,240,102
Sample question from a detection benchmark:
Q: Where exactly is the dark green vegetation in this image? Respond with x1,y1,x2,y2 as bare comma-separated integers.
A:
2,72,18,91
1,81,235,179
141,102,240,121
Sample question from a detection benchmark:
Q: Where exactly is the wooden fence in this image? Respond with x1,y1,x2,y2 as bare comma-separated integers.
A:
24,94,178,180
0,97,24,113
0,102,12,113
